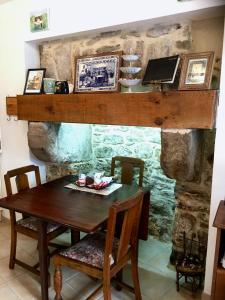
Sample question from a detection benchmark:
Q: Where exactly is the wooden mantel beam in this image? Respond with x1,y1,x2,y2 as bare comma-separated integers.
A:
6,90,218,129
6,96,17,116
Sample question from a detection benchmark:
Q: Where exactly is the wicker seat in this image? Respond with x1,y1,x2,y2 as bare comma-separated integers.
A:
4,165,67,277
176,232,206,293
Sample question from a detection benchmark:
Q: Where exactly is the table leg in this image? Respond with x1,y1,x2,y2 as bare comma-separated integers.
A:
71,229,80,244
38,219,49,300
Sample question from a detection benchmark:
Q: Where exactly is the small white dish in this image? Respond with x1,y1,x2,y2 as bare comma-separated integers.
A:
119,78,142,87
120,67,142,74
122,54,140,61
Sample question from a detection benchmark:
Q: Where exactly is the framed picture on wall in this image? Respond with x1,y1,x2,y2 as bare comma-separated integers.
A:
24,68,46,94
178,52,214,90
74,52,122,93
30,9,49,32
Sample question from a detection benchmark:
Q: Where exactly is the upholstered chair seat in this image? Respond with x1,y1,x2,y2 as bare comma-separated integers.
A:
17,216,61,234
59,231,118,269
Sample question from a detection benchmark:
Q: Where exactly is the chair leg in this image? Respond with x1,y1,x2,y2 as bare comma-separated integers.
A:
131,250,142,300
199,274,203,288
71,229,80,244
176,272,180,292
54,265,63,300
9,228,17,269
102,276,111,300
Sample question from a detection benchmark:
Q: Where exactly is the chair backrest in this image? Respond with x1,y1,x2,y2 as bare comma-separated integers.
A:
4,165,41,196
104,190,144,267
111,156,144,187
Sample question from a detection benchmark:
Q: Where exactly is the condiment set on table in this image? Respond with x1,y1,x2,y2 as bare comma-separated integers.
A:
76,172,113,190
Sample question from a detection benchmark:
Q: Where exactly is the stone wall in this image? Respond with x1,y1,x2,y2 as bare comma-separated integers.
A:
92,125,175,241
40,22,192,85
161,129,215,261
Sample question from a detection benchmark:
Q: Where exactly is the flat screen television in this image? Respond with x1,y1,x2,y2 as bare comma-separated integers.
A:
142,55,180,84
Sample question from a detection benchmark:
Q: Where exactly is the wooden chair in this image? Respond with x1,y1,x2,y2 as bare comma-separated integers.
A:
111,156,145,238
53,190,144,300
111,156,144,187
4,165,67,277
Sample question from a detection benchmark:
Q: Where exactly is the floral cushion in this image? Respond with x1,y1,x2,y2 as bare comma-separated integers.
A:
17,216,61,233
59,231,118,269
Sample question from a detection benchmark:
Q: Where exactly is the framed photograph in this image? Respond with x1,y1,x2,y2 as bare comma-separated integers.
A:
24,68,46,95
30,9,49,32
178,52,214,90
74,52,122,93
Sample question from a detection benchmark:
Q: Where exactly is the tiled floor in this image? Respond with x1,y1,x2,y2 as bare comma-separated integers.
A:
0,219,202,299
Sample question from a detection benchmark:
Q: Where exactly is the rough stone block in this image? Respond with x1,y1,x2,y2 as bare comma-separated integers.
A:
146,23,181,38
161,129,202,182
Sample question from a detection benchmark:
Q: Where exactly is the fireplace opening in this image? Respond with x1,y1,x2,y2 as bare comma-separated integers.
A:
28,123,215,273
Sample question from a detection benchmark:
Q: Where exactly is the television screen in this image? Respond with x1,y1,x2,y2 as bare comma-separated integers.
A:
142,55,180,84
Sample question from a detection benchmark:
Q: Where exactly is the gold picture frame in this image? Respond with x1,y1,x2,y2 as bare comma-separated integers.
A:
178,51,214,90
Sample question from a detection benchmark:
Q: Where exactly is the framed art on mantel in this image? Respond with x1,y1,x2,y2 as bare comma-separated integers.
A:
24,68,46,94
74,52,122,93
178,51,214,90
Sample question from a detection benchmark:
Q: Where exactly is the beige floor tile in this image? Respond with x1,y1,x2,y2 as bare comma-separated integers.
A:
66,272,101,299
0,238,12,260
0,256,25,281
111,264,172,300
160,284,202,300
7,273,41,300
0,275,7,287
0,283,20,300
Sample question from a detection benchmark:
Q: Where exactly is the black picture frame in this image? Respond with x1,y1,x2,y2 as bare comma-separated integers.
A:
142,55,180,84
23,68,46,95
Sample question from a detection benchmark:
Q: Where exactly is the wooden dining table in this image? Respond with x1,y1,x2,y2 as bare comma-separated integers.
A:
0,175,150,300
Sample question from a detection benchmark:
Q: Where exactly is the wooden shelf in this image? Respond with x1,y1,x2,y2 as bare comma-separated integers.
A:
6,96,18,116
7,90,218,129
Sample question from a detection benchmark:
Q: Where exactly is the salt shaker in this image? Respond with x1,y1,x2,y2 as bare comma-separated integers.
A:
78,173,86,186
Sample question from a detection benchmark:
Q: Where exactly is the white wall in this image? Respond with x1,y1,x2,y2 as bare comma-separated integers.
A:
0,0,45,200
204,18,225,295
24,0,225,42
0,0,225,295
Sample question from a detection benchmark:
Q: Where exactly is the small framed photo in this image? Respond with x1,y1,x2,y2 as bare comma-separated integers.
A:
178,52,214,90
74,52,122,93
30,9,49,33
24,68,46,95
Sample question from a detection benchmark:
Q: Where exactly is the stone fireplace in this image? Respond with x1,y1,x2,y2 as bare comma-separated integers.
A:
27,18,222,259
28,121,215,259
